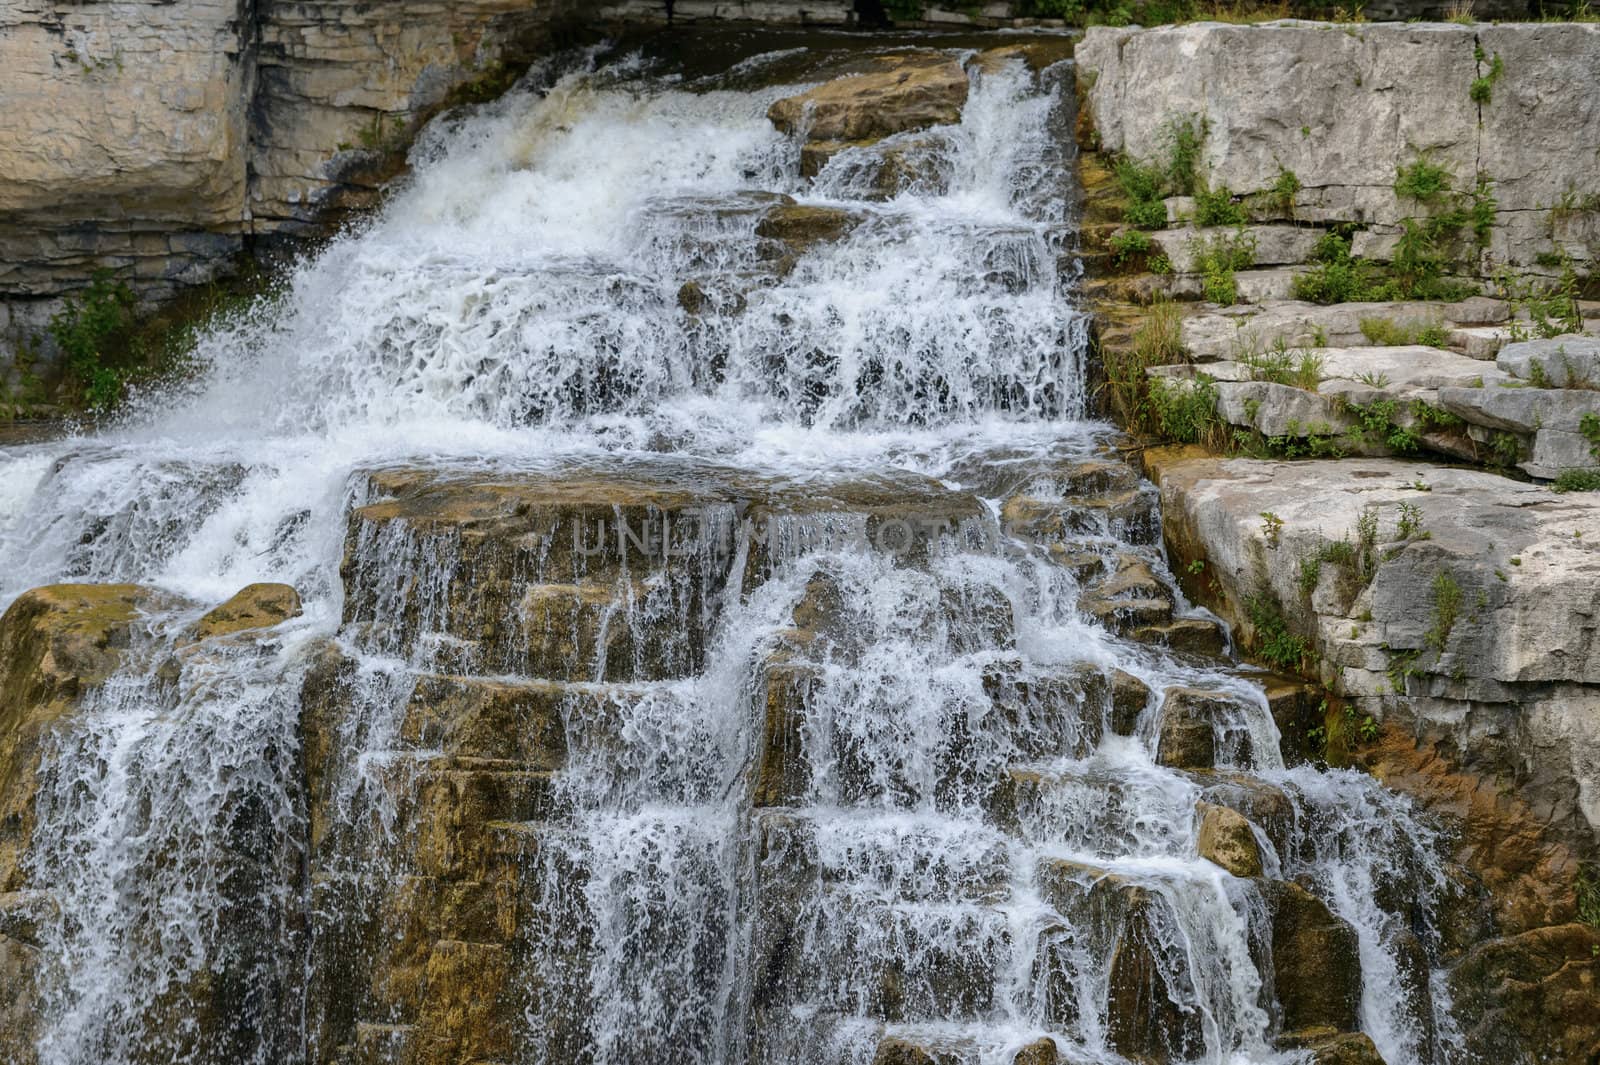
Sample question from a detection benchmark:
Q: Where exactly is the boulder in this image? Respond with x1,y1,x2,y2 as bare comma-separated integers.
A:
1263,880,1363,1034
194,583,302,639
755,203,863,252
1447,922,1600,1065
1156,688,1257,770
1195,802,1262,877
1496,336,1600,388
1037,860,1205,1062
767,52,969,145
1283,1031,1387,1065
1010,1036,1060,1065
1108,670,1151,736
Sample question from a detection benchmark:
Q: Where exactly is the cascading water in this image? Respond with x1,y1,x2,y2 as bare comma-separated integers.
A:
0,29,1463,1065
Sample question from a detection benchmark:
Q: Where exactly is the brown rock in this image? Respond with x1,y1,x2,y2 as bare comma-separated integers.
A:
1264,880,1363,1034
1447,922,1600,1065
873,1036,959,1065
754,659,820,807
1011,1036,1060,1065
755,203,862,251
1196,802,1263,877
1109,669,1151,735
1280,1030,1387,1064
768,52,969,144
1037,860,1204,1062
0,584,149,891
194,582,302,639
1130,617,1228,657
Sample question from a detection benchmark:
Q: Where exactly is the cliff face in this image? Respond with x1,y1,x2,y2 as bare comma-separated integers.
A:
0,0,584,379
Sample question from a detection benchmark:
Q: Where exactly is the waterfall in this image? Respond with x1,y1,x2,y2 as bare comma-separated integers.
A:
0,32,1459,1065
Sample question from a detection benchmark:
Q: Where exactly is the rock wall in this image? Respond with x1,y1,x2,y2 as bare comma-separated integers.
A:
1144,450,1600,1062
0,0,587,382
1078,21,1600,273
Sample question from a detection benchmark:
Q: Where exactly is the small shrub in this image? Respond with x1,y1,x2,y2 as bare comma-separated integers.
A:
1190,229,1256,306
1272,168,1301,213
1246,591,1312,671
48,270,138,410
1125,198,1170,229
1426,570,1463,652
1554,469,1600,492
1394,157,1454,205
1581,411,1600,460
1109,229,1153,265
1194,185,1247,227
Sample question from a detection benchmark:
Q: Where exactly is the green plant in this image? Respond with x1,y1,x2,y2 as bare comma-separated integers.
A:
1191,229,1256,305
1496,257,1583,340
1426,570,1463,652
1272,168,1302,213
1149,253,1173,274
1355,370,1392,387
1470,177,1497,245
1554,468,1600,491
1582,411,1600,460
1150,374,1223,444
1469,49,1503,105
1395,157,1454,205
1396,500,1426,539
1260,511,1285,548
1246,591,1312,671
1109,229,1153,265
47,270,138,410
1186,558,1206,574
1194,185,1247,226
1163,116,1204,197
1578,863,1600,929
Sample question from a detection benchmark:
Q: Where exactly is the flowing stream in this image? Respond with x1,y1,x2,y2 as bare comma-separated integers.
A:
0,31,1460,1065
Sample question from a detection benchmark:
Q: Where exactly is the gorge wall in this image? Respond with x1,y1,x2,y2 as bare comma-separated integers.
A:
0,0,588,386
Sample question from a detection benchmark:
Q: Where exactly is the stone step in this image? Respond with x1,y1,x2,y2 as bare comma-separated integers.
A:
754,654,1115,809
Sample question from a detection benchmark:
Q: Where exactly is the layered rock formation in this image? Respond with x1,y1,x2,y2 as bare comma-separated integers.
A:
0,0,587,380
1079,21,1600,274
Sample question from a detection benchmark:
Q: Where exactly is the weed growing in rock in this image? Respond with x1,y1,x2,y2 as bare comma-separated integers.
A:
1246,591,1312,671
1394,157,1453,205
1581,412,1600,460
1470,177,1497,244
1272,168,1301,214
1554,469,1600,492
1194,186,1247,227
1109,229,1153,265
1498,258,1583,341
1469,48,1503,105
1425,570,1463,651
1260,511,1285,548
1396,501,1426,540
1190,229,1256,305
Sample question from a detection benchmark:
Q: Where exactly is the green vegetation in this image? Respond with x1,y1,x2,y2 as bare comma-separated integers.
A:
1396,500,1427,540
34,262,278,416
1358,316,1448,347
1469,48,1504,105
1114,116,1206,229
1260,511,1285,548
1191,229,1256,305
1556,469,1600,492
1246,591,1312,671
1425,570,1463,652
1499,257,1584,341
1109,229,1153,265
1581,411,1600,459
1101,298,1223,448
1194,186,1247,227
1272,168,1302,214
1394,158,1453,205
48,272,139,411
1237,335,1324,389
1578,863,1600,929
